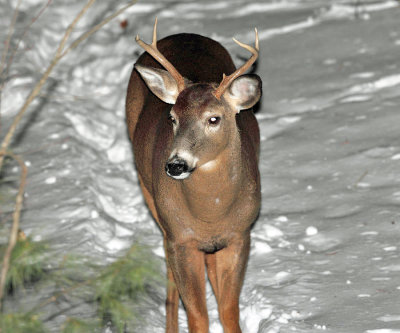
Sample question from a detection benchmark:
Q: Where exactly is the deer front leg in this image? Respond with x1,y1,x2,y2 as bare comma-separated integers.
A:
205,253,218,299
214,234,250,333
164,241,179,333
165,240,209,333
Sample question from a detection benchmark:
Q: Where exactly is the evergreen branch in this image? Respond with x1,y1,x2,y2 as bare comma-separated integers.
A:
34,245,161,332
0,312,45,333
1,234,48,293
36,276,96,310
0,152,27,310
61,317,100,333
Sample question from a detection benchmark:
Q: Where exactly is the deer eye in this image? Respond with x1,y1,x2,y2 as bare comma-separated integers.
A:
208,116,221,126
168,113,176,124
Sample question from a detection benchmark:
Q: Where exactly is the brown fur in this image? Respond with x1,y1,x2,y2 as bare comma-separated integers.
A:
126,33,261,333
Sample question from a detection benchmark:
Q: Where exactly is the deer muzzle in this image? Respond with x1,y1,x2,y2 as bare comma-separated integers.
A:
165,157,194,180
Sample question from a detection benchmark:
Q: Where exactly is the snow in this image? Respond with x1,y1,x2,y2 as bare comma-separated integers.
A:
365,330,400,333
252,241,273,255
241,304,273,333
44,176,57,184
377,315,400,323
305,226,318,236
391,154,400,160
1,0,400,332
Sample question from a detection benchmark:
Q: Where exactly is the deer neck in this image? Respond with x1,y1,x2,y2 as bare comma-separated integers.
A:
180,130,243,222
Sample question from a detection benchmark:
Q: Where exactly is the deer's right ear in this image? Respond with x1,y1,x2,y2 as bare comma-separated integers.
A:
135,64,181,104
223,74,262,112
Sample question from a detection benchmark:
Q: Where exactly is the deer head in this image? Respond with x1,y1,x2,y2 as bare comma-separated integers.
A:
135,19,261,180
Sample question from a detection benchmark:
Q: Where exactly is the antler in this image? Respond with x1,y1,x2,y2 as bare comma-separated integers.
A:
213,29,259,100
135,18,186,92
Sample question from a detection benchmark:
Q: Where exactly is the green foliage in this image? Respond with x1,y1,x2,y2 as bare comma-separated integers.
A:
0,238,161,332
0,236,47,293
61,317,100,333
0,180,19,215
95,245,161,332
0,312,46,333
51,254,94,289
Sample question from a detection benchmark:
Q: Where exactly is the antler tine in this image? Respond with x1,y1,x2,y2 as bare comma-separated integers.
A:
135,18,186,92
213,28,259,100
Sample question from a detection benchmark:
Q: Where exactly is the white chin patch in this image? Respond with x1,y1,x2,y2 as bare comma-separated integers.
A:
199,159,217,171
169,172,191,180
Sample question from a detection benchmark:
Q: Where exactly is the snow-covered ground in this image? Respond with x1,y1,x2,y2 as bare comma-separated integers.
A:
1,0,400,332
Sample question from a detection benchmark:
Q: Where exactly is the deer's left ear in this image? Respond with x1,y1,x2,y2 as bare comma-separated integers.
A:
223,74,262,112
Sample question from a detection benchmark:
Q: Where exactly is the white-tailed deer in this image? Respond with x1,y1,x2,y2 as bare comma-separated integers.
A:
126,19,261,333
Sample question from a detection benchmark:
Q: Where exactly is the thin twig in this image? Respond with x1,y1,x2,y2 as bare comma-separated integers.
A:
0,152,27,310
57,0,98,56
0,0,96,170
0,0,22,132
353,170,368,188
0,0,138,170
0,0,22,78
1,0,53,85
60,0,138,59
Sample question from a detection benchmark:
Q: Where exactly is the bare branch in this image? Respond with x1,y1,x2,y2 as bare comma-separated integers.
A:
0,0,22,78
0,0,22,133
1,0,53,86
61,0,138,58
0,0,137,170
0,152,27,309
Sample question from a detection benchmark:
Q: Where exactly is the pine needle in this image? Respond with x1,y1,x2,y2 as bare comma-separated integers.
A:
0,236,47,293
0,312,46,333
61,317,100,333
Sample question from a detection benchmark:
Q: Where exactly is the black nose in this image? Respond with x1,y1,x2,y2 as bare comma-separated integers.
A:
165,159,189,177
